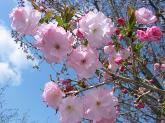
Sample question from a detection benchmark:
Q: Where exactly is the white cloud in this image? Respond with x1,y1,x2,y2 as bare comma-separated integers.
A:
0,24,33,86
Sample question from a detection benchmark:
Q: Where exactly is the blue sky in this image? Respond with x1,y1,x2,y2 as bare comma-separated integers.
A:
0,1,59,122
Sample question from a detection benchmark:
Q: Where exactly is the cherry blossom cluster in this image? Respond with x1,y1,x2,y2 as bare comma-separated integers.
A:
10,4,164,123
135,8,162,41
42,82,117,123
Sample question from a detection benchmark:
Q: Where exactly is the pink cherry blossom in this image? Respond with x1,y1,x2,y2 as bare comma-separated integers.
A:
35,24,73,63
146,26,163,41
154,63,160,71
79,11,115,48
95,116,116,123
136,30,148,41
83,87,118,122
161,64,165,71
10,7,41,35
67,45,101,79
135,7,157,24
59,96,84,123
114,56,123,65
104,45,115,54
42,81,63,109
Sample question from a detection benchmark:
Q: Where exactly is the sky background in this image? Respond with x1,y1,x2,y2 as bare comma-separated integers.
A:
0,0,59,122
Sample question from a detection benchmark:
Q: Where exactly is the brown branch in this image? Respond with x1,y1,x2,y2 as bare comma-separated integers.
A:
103,68,165,94
108,0,119,18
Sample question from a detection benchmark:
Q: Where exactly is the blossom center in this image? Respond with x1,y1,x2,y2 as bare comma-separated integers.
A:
96,101,101,107
92,28,97,33
80,59,87,64
66,105,74,112
54,44,60,50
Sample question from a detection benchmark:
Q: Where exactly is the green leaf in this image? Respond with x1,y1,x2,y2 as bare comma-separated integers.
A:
133,43,143,52
39,11,53,24
81,39,88,46
54,16,63,26
127,6,136,30
95,69,101,76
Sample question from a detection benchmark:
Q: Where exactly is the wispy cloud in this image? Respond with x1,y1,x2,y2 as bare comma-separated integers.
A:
0,24,33,86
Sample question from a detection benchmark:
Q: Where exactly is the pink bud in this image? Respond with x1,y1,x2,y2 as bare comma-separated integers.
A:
149,79,155,84
117,17,126,26
61,79,72,85
135,103,145,108
76,29,84,39
115,29,120,35
114,56,123,65
64,86,74,93
118,34,124,40
119,66,125,72
121,88,127,94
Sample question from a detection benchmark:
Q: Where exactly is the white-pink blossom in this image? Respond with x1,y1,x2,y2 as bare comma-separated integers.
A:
10,7,41,35
135,7,157,24
35,24,73,63
67,45,101,79
42,81,63,109
146,26,162,41
79,11,115,48
59,96,84,123
83,87,118,122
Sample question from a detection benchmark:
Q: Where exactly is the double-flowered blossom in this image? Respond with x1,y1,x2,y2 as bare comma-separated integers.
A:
83,87,118,122
146,26,162,41
136,30,149,41
136,26,162,41
10,7,41,35
67,45,101,79
154,63,165,71
42,81,63,109
59,96,84,123
135,7,157,24
35,24,73,63
79,11,115,48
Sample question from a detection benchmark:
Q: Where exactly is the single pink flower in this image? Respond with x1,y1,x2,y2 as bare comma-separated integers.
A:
35,24,73,63
114,56,123,65
67,46,101,79
83,87,118,122
42,81,63,109
154,63,160,71
79,11,115,48
10,7,41,35
146,26,163,41
103,44,115,54
161,64,165,71
59,96,84,123
135,7,157,24
136,30,148,41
